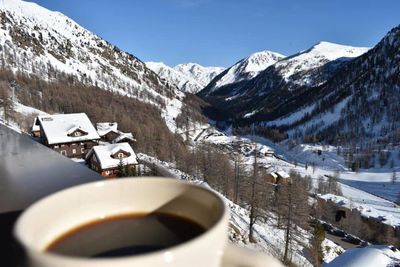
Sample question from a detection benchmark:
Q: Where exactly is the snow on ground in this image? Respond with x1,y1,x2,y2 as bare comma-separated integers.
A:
320,194,400,228
288,97,351,137
325,246,400,267
137,152,314,266
264,103,316,127
161,97,183,133
13,102,48,116
0,101,48,133
322,238,345,264
198,129,400,233
0,117,21,133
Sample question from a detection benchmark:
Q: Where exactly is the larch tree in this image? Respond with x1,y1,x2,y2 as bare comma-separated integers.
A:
0,81,13,123
309,222,325,267
275,170,310,264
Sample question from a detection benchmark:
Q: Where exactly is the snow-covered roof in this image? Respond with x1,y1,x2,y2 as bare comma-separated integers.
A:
319,194,400,227
112,132,136,143
38,113,100,145
87,143,138,169
276,171,290,179
269,172,278,178
326,246,400,267
96,122,118,136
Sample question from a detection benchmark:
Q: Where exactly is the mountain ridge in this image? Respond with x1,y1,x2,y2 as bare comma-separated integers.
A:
198,41,369,126
146,61,224,93
0,0,182,109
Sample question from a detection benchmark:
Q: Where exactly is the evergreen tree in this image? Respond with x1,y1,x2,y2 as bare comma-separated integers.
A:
118,158,127,177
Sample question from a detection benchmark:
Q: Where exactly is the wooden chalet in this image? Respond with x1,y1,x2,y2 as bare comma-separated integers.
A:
264,171,290,184
37,113,100,158
96,122,136,146
85,142,138,178
96,122,119,142
276,171,290,184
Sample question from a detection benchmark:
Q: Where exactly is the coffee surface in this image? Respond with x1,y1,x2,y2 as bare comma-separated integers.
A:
45,212,205,258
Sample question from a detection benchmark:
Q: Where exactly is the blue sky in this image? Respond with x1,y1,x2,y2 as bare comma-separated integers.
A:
31,0,399,67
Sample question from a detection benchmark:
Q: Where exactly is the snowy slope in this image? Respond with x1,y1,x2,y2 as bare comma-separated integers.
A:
146,62,202,93
273,41,369,87
261,26,400,143
174,63,224,88
0,0,182,108
146,62,224,93
201,50,284,95
198,42,369,126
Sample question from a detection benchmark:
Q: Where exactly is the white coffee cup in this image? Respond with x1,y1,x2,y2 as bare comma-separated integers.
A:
14,177,282,267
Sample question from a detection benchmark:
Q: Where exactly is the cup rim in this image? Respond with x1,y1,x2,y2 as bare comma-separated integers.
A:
14,177,229,264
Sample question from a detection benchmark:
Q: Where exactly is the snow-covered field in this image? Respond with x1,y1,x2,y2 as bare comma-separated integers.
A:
197,129,400,229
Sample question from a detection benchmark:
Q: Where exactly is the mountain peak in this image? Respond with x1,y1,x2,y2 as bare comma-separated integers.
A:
146,61,224,93
173,63,225,90
203,49,285,92
306,41,370,60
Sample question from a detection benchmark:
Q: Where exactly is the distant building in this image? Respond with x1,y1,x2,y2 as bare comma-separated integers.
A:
317,194,400,245
264,171,290,184
96,122,119,142
264,172,278,183
37,113,100,158
85,142,138,178
96,122,136,146
276,171,290,184
31,117,40,137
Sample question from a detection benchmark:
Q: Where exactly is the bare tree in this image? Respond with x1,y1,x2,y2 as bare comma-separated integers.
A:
276,170,310,264
392,170,397,184
233,152,245,204
309,222,325,267
327,172,343,196
248,150,259,241
396,191,400,205
0,82,13,123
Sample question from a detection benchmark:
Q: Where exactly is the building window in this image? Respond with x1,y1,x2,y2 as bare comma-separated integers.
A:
81,147,85,153
60,150,67,156
74,132,81,137
118,153,124,158
72,149,76,154
105,170,110,175
54,145,59,148
61,144,65,147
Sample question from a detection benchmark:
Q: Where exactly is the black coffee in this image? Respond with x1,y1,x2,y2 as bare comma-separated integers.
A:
45,212,205,258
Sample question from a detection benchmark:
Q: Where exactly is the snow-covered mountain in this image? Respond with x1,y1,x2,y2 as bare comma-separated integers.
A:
274,25,400,144
174,63,224,88
198,42,369,125
201,50,285,95
0,0,182,108
199,25,400,146
146,62,224,94
272,41,369,88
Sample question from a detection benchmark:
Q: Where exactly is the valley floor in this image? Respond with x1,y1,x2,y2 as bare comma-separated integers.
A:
3,102,400,266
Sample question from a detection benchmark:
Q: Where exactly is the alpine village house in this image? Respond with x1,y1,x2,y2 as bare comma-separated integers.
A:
37,113,100,158
86,143,138,178
96,122,136,146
